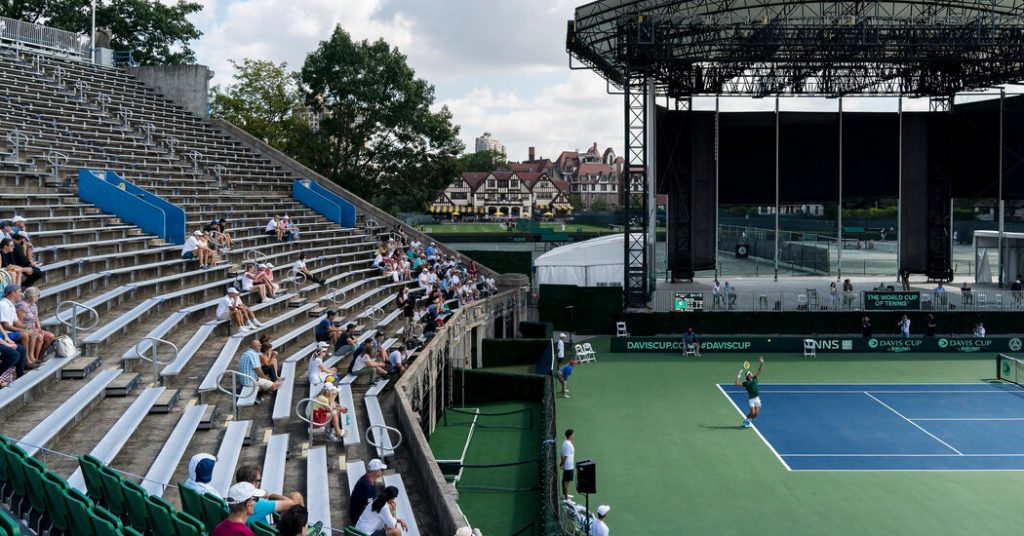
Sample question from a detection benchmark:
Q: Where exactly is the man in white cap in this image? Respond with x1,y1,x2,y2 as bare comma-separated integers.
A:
557,333,567,361
11,215,29,241
217,287,260,332
349,458,387,523
590,505,611,536
181,230,202,265
215,481,265,536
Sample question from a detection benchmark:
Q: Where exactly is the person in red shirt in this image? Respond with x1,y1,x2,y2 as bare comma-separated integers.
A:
214,482,265,536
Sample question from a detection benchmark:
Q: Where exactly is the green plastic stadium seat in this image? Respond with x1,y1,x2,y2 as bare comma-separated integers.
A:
119,479,153,533
97,465,128,517
199,492,228,531
122,527,146,536
40,470,71,533
1,443,29,514
0,509,22,536
22,457,50,531
344,526,370,536
90,505,124,536
144,494,178,536
0,442,13,503
251,520,278,536
63,488,97,536
172,510,206,536
177,482,205,527
77,456,107,505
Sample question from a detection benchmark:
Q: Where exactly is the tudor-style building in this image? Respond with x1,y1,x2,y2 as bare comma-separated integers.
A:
430,170,572,218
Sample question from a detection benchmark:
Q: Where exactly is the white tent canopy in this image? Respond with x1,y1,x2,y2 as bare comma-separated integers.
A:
534,233,631,287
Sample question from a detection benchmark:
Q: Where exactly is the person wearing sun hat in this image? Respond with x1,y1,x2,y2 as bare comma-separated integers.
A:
214,481,266,535
589,505,611,536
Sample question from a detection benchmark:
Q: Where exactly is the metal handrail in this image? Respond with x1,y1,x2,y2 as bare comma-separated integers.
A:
186,150,203,173
215,369,259,420
47,150,68,183
95,93,110,113
116,106,133,127
73,80,88,100
163,137,179,158
245,249,270,266
55,300,98,347
289,268,307,285
295,397,333,442
6,129,28,161
364,305,384,321
323,288,348,304
365,423,403,452
133,337,178,385
141,122,156,144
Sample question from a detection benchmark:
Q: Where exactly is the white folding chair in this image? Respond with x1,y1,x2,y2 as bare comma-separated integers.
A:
803,339,816,358
683,343,697,357
615,322,628,337
581,343,598,363
574,344,594,363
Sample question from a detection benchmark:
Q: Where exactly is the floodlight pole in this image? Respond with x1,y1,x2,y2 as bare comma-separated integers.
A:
837,97,843,282
774,96,780,282
91,0,96,64
998,88,1005,287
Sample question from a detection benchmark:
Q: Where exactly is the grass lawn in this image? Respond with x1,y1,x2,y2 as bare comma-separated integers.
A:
555,336,1024,536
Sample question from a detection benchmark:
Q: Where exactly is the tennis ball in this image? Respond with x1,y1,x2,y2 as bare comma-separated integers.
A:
767,338,772,343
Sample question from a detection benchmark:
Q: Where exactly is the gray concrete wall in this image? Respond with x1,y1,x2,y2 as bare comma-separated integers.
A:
128,64,213,119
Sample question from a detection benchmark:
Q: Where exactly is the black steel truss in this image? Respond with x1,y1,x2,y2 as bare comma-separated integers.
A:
623,74,649,309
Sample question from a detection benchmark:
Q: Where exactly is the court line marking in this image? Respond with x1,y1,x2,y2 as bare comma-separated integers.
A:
716,383,792,472
724,390,1019,394
720,383,1006,386
788,469,1024,472
864,392,963,455
910,418,1024,421
781,453,1024,457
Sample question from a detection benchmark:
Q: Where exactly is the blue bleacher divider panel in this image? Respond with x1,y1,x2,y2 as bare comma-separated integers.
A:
294,179,357,229
78,170,186,244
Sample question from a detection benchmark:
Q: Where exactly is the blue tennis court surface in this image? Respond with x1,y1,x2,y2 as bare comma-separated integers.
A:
718,383,1024,471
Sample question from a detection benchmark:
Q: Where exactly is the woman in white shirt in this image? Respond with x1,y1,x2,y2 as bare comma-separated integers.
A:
355,486,408,536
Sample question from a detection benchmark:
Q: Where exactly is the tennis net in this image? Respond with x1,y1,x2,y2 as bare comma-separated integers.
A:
997,354,1024,387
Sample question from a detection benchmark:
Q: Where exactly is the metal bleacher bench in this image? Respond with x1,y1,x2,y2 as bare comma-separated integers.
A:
16,369,120,456
210,419,252,496
67,386,166,491
261,434,290,497
383,473,421,536
364,383,394,459
141,403,208,497
307,447,332,531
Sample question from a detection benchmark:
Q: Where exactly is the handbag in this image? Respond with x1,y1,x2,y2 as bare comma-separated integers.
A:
54,335,79,358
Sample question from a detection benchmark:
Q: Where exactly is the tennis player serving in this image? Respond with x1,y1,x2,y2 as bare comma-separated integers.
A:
735,356,765,428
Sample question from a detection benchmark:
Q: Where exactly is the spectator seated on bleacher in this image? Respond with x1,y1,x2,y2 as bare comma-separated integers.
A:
242,264,270,302
278,505,315,536
197,230,220,268
206,218,233,252
425,242,439,261
315,310,343,350
278,215,298,242
333,323,358,358
354,486,409,536
309,342,337,386
421,311,439,340
0,286,42,368
10,234,43,287
307,382,348,442
468,260,478,277
373,251,386,272
1,238,26,288
216,482,264,536
184,453,221,497
182,230,212,268
265,215,281,238
235,464,305,525
387,345,407,375
372,332,388,362
349,459,386,523
15,286,53,363
294,252,325,286
259,335,281,382
239,339,281,401
218,287,263,332
0,221,13,240
257,264,279,299
0,322,28,387
349,340,389,385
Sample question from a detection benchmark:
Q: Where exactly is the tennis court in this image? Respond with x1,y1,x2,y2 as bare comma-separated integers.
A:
720,382,1024,471
429,401,542,536
554,338,1024,535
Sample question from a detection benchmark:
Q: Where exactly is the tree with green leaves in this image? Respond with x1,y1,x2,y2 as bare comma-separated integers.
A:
297,25,464,213
211,59,308,151
455,149,507,174
1,0,202,65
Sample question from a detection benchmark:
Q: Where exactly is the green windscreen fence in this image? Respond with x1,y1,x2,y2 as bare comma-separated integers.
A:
481,339,551,369
539,284,621,334
460,250,533,278
519,321,553,339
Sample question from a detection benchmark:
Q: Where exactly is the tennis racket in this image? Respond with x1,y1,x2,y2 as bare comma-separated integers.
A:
737,360,751,379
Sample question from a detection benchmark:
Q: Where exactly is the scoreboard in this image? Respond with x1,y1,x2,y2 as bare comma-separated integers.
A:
673,292,705,312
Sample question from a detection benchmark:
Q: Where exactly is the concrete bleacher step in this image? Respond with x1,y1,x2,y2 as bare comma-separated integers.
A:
365,391,395,459
288,297,307,307
67,386,166,491
141,403,208,497
17,368,121,456
61,355,102,379
308,306,326,317
306,447,332,532
104,372,141,396
0,356,73,418
151,388,180,413
210,420,252,496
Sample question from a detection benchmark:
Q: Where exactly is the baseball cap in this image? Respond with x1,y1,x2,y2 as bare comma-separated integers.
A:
316,341,330,349
326,309,337,316
225,482,266,505
2,286,19,297
597,505,611,516
559,333,566,339
12,215,25,223
193,230,203,236
258,263,269,269
367,459,387,471
227,287,239,294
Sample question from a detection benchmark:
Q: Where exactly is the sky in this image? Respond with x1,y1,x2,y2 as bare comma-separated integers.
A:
188,0,623,162
186,0,1017,163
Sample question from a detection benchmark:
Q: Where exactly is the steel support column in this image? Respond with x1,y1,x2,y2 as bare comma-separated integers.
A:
623,71,650,310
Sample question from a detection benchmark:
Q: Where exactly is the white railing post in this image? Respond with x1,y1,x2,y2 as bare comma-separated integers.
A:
133,337,179,385
55,300,99,348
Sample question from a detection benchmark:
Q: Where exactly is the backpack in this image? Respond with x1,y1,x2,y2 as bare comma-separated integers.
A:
54,335,78,358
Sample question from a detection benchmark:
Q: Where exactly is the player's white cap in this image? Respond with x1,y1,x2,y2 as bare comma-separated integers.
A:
597,505,611,516
559,333,567,339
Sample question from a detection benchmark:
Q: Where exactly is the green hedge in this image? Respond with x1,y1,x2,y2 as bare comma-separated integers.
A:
519,321,553,339
460,250,533,277
455,369,547,404
481,338,551,368
538,284,621,334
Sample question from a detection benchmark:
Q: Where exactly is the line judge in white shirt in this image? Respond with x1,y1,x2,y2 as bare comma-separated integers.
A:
557,333,567,360
561,428,574,501
590,504,611,536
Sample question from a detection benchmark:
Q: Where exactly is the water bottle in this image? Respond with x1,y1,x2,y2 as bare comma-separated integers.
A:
346,414,350,426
